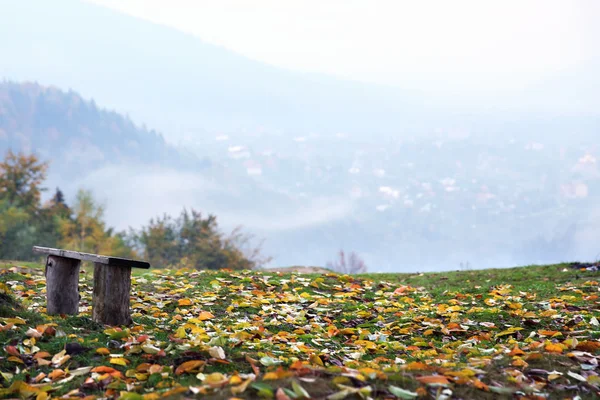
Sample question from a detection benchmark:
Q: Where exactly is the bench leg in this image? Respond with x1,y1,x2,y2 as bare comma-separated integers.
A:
92,263,133,326
45,255,80,315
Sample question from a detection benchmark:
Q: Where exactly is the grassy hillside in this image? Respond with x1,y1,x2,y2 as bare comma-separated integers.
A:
0,261,599,399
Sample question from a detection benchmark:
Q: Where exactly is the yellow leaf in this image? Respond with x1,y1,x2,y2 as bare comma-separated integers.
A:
507,302,522,310
0,282,11,294
204,372,228,387
2,317,26,325
36,391,49,400
263,372,279,380
110,357,129,366
587,375,600,385
354,340,377,350
309,354,324,367
538,330,562,337
444,369,475,378
495,327,523,338
175,326,187,339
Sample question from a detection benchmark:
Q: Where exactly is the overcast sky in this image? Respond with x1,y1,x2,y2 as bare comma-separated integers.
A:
86,0,598,93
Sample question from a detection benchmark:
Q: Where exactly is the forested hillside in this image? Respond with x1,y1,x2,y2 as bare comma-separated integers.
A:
0,81,207,177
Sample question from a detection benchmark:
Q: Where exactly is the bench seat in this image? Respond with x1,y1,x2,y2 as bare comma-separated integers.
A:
33,246,150,326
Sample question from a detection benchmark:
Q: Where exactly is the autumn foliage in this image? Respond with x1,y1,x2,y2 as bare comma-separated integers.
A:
0,264,599,399
0,151,267,269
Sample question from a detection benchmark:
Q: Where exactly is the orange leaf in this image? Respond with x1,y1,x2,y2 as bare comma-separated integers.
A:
34,351,51,359
508,346,525,356
175,360,205,375
198,311,214,321
91,366,119,374
406,362,429,371
48,369,66,381
178,299,192,306
525,352,543,361
545,343,563,353
512,358,528,367
136,363,152,372
136,335,149,343
96,348,110,356
416,375,451,385
473,379,489,391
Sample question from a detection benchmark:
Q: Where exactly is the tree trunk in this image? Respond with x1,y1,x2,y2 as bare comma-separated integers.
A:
45,255,80,315
92,263,133,326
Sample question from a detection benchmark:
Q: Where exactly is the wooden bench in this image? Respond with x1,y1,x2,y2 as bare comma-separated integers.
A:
33,246,150,326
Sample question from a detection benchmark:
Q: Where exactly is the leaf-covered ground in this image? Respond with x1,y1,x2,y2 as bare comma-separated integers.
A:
0,262,599,399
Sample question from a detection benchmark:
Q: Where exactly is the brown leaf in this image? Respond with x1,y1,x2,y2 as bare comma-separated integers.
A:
415,375,451,385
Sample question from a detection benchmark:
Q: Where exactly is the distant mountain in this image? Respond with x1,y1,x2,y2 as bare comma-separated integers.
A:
0,81,207,176
1,0,597,146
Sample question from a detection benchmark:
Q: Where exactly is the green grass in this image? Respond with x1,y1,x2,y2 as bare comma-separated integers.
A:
0,261,599,399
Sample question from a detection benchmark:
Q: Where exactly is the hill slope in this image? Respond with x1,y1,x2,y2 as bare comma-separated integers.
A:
1,262,599,399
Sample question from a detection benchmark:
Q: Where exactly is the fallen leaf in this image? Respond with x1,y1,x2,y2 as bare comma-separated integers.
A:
388,385,418,399
175,360,205,375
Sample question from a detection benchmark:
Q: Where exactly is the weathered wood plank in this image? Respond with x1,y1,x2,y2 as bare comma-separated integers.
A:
92,262,133,326
33,246,150,269
35,246,110,264
45,255,81,315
